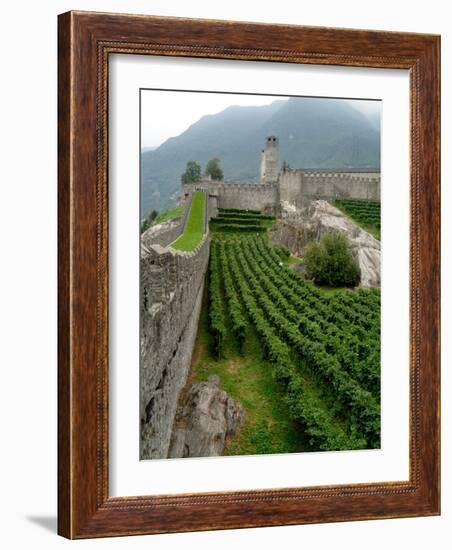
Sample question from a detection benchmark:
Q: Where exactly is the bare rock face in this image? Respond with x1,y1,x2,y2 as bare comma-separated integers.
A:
168,375,244,458
269,220,315,257
271,200,381,287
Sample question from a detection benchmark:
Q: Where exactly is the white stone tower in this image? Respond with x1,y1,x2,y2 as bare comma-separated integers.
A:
260,136,279,184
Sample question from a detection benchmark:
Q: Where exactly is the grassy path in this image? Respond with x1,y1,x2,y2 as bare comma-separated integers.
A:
188,283,310,456
171,191,206,251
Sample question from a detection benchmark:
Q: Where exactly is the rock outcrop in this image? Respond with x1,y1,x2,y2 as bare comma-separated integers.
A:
168,375,244,458
270,200,381,287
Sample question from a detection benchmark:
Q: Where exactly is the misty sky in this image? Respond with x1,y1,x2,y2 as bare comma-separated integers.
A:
141,90,381,149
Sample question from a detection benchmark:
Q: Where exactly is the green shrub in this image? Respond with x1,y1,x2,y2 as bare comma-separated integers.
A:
213,223,266,233
140,219,150,234
219,207,260,215
303,232,361,287
211,216,262,226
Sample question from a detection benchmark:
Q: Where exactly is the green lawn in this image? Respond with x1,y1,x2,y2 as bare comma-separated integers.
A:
287,254,302,267
171,192,206,251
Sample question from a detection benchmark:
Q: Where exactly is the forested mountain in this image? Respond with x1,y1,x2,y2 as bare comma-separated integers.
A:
141,97,380,217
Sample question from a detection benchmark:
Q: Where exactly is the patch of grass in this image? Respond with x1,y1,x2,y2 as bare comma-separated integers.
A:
171,192,206,252
313,283,353,297
301,277,355,297
261,218,277,229
153,205,184,225
334,201,381,241
287,254,302,267
189,285,309,456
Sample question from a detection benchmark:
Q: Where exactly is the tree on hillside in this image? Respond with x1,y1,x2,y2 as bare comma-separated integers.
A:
140,208,159,234
181,161,202,184
204,158,224,181
148,209,159,223
303,231,361,287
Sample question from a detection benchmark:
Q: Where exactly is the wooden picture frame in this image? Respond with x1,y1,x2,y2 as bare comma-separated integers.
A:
58,11,440,539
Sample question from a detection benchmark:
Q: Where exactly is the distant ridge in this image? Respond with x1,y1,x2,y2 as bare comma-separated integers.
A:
141,97,380,217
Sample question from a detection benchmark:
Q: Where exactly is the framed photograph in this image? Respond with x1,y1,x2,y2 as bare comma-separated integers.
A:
58,11,440,538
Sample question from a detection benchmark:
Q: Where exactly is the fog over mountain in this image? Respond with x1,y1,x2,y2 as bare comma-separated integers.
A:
141,97,380,217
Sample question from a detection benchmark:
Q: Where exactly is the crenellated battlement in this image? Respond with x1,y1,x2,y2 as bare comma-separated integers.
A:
303,173,379,181
278,166,380,207
182,180,276,192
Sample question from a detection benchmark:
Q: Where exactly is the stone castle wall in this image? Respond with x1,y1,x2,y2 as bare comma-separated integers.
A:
141,219,183,249
279,169,380,208
278,171,302,205
140,233,210,459
183,180,279,215
141,192,196,250
182,170,379,214
302,172,380,201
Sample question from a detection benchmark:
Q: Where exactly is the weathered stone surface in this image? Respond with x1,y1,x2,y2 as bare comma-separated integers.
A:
141,218,182,249
140,234,210,459
182,180,279,215
168,375,244,458
270,200,380,287
269,202,317,256
278,168,380,209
